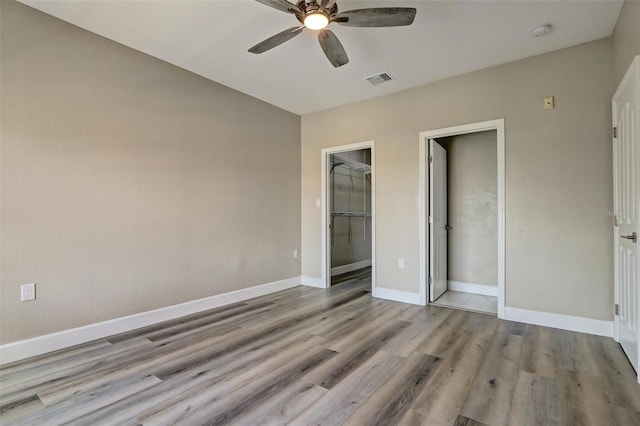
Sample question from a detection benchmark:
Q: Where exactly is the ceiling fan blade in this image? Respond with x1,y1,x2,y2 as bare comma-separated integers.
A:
334,8,417,27
318,30,349,68
255,0,301,15
320,0,331,9
248,26,303,54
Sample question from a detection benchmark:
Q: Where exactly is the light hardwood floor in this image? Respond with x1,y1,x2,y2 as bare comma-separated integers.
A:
1,273,639,425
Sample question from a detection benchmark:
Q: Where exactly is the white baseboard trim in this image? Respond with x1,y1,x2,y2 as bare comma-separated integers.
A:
373,287,425,306
0,276,301,366
301,276,325,288
448,280,498,297
503,307,613,337
331,260,372,276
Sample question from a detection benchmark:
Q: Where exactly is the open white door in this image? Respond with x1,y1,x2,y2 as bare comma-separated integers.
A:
429,139,448,302
614,56,640,373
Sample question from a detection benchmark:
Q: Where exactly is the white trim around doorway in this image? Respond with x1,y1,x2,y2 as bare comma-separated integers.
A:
419,119,506,319
321,141,376,290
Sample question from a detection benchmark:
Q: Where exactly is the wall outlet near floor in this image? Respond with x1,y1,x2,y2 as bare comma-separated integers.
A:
398,258,405,269
293,249,298,259
21,283,36,302
544,96,554,110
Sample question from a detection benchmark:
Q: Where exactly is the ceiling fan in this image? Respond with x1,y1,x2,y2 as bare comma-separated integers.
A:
248,0,417,68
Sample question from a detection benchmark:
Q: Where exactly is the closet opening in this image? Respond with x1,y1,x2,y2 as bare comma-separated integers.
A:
420,120,505,317
429,132,498,314
321,142,375,291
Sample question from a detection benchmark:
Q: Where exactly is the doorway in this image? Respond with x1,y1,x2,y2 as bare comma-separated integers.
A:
613,55,640,375
321,141,375,290
429,133,498,315
420,120,506,318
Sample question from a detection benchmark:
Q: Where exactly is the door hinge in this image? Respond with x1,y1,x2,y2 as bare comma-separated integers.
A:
429,155,433,163
428,216,433,224
614,215,619,227
613,127,618,138
615,303,620,315
429,276,433,285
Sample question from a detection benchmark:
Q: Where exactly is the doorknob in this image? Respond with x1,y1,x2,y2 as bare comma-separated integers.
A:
620,232,637,243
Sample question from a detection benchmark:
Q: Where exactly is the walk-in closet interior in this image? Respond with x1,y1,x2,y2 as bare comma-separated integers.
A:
329,149,372,286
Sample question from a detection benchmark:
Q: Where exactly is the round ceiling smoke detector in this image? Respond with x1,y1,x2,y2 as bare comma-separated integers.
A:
531,24,552,37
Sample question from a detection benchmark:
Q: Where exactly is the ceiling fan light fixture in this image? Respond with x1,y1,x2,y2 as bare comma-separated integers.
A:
304,12,329,30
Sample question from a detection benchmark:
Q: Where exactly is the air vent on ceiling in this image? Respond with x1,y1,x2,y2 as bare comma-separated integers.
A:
365,72,393,86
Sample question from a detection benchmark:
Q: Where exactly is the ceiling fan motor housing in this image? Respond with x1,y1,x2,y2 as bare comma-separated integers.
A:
295,0,338,24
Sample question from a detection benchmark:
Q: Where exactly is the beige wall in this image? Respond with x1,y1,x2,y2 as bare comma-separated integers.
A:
0,2,301,344
302,38,613,320
438,131,497,287
612,0,640,86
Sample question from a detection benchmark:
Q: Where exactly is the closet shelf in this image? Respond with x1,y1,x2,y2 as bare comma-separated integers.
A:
331,211,371,217
331,156,371,173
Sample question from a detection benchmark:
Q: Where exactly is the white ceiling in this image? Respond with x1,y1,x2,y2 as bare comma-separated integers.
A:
20,0,623,115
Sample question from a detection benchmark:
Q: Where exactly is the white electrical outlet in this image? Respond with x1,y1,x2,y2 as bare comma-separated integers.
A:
398,258,405,269
315,199,321,208
293,249,298,259
21,283,36,302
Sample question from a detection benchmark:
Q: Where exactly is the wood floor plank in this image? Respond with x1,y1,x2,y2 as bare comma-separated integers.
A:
0,337,155,412
0,396,46,425
290,350,405,425
613,405,640,426
395,305,439,323
397,409,450,426
558,368,618,426
459,322,524,426
327,302,406,352
304,319,411,389
412,326,495,424
185,348,336,425
583,334,640,411
36,331,237,406
383,308,455,358
64,334,326,425
38,289,367,406
519,324,560,379
229,382,327,426
14,373,161,425
137,344,334,425
343,352,441,426
453,415,490,426
312,300,391,341
141,301,275,341
508,371,561,426
0,336,152,391
105,301,252,343
555,329,601,376
414,309,474,357
2,271,639,425
0,340,112,374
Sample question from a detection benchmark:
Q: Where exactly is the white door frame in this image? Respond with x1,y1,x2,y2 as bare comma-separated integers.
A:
612,55,640,381
321,141,376,289
419,119,506,318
